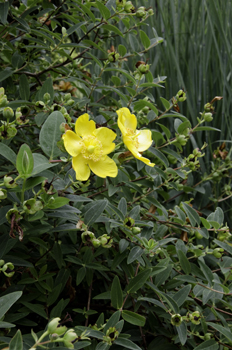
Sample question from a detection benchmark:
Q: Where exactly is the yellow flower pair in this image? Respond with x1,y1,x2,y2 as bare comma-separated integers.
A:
62,108,154,181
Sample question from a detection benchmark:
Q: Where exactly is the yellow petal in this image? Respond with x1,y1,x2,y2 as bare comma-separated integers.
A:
137,130,153,152
94,127,116,155
117,108,137,134
72,154,90,181
63,130,82,157
75,113,96,137
124,139,155,167
88,156,118,178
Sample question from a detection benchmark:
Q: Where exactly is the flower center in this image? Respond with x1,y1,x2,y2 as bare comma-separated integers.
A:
81,135,103,161
126,128,139,148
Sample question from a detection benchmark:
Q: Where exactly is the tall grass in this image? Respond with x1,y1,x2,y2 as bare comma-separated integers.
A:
142,0,232,148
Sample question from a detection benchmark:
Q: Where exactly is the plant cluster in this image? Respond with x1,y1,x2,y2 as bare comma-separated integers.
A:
0,1,232,350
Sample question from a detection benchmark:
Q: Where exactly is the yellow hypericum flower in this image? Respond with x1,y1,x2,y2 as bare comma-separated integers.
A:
116,108,155,167
63,113,118,181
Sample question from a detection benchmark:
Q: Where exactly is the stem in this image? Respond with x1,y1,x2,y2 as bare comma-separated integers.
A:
21,178,27,203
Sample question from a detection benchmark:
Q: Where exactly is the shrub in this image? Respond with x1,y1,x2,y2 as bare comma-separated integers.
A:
0,1,232,350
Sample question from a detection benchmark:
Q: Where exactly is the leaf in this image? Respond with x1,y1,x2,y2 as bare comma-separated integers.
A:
39,111,65,159
76,267,86,287
19,74,30,100
46,197,70,209
0,69,13,82
140,30,151,49
160,97,170,110
148,148,169,167
118,197,127,217
36,77,54,105
207,322,232,343
22,302,47,319
0,143,17,165
173,285,191,307
84,200,108,226
0,2,9,24
104,310,120,334
0,292,22,319
177,250,191,275
96,1,111,19
95,342,110,350
127,246,143,264
122,310,146,327
176,322,187,345
156,122,171,140
9,330,23,350
134,100,158,116
16,144,34,178
118,44,127,57
127,269,152,293
194,339,219,350
182,203,201,227
114,338,142,350
194,126,221,132
111,276,123,309
102,24,123,37
31,153,56,175
198,258,214,286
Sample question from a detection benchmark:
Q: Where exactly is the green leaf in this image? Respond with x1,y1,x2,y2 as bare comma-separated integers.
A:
11,53,24,69
156,122,171,140
96,1,111,19
127,246,143,264
84,200,108,226
201,217,211,229
32,153,56,175
36,77,54,105
194,126,221,132
177,120,191,134
160,97,170,110
127,268,152,293
19,74,30,100
182,203,201,227
114,338,142,350
9,330,23,350
207,322,232,343
198,258,214,286
102,24,124,37
194,339,219,350
177,250,191,275
122,310,146,327
0,321,16,328
148,148,169,168
46,197,70,209
176,322,187,345
0,2,9,24
118,44,127,57
104,310,120,334
22,302,47,319
76,267,86,287
0,143,17,165
139,30,151,49
134,100,158,116
0,69,13,82
173,285,191,307
0,292,22,319
111,276,123,309
16,144,34,178
39,111,65,159
95,342,110,350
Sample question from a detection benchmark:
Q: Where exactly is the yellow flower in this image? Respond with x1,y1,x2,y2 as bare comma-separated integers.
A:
63,113,118,181
116,108,155,167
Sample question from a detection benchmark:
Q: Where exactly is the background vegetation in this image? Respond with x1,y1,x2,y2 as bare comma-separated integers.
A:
0,1,232,350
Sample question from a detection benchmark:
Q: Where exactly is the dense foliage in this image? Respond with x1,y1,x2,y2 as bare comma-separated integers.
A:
0,1,232,350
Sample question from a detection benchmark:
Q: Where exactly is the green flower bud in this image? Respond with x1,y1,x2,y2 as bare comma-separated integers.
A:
63,329,77,342
81,231,95,243
92,238,101,248
116,0,126,9
204,333,211,341
204,112,213,122
124,217,135,228
47,318,60,334
106,327,119,341
3,107,14,119
204,102,213,112
0,87,5,98
23,198,38,215
132,227,141,234
108,52,120,62
0,188,7,199
190,311,201,325
176,89,186,102
148,8,154,15
136,6,146,18
64,93,72,101
35,101,45,110
171,314,182,326
176,134,187,146
0,97,8,107
43,93,51,104
213,248,223,258
2,262,14,277
99,234,113,248
195,231,203,239
167,155,177,164
124,1,135,13
6,208,22,223
4,176,17,188
138,63,150,74
60,122,66,133
66,99,75,106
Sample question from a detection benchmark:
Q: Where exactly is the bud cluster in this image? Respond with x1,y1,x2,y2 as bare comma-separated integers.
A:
0,260,15,278
81,231,113,248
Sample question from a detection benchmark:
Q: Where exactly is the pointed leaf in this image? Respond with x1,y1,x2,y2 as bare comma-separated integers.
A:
111,276,123,309
127,269,152,293
122,310,145,326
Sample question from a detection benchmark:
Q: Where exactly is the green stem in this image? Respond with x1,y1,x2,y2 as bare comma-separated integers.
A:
21,178,27,203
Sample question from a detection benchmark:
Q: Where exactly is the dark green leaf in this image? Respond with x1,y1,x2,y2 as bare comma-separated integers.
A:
127,269,152,293
111,276,123,309
122,310,145,326
0,292,22,319
0,143,17,165
0,2,9,24
102,24,123,37
182,203,201,227
9,330,23,350
140,30,151,49
0,69,13,82
96,1,111,19
19,74,30,100
114,338,142,350
177,250,191,275
176,322,187,345
84,200,108,226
